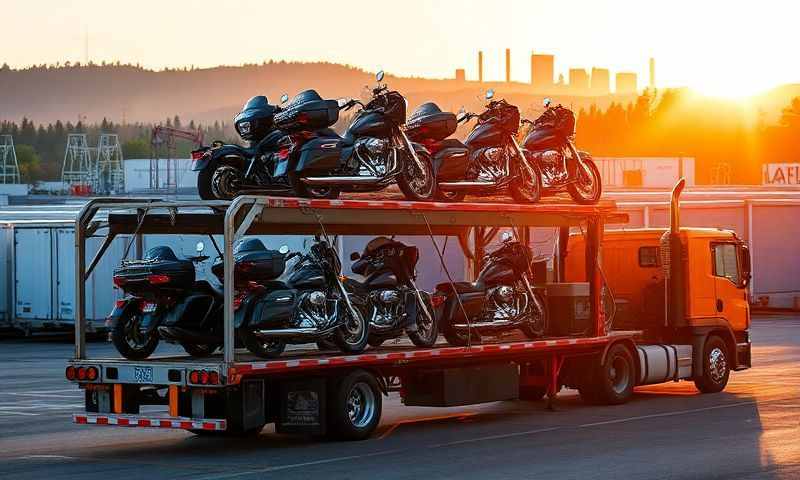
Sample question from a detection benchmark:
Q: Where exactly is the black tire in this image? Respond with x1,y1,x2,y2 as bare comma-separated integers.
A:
316,338,338,351
180,343,218,358
567,156,602,205
590,344,636,405
288,173,340,199
520,291,548,339
334,304,369,353
398,150,436,201
210,164,244,200
197,168,215,200
241,330,286,359
510,161,543,204
435,189,466,203
408,294,438,347
111,309,159,360
694,335,731,393
442,324,473,347
367,336,386,348
327,369,382,441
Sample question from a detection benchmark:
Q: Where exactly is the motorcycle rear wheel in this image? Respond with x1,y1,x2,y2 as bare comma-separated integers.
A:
111,309,159,360
180,342,219,358
197,169,215,200
510,162,543,204
211,164,244,200
241,330,286,359
398,151,436,201
567,156,602,205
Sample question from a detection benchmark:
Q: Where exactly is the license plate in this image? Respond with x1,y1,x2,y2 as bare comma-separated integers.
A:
134,366,153,383
141,302,157,313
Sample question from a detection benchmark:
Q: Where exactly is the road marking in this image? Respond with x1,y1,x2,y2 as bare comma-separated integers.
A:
429,426,561,447
576,401,761,428
3,393,82,399
15,455,76,460
0,411,39,416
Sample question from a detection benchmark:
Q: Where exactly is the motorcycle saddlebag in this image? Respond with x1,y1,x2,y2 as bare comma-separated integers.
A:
433,139,470,181
113,246,195,294
247,289,298,329
274,90,339,132
405,102,457,142
295,136,347,177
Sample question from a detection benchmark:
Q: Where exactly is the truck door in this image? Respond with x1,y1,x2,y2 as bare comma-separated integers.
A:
711,242,749,332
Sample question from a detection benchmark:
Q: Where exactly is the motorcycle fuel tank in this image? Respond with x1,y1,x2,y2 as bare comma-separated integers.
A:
465,122,504,149
364,270,398,290
348,111,392,138
288,263,327,290
476,261,517,287
523,127,561,152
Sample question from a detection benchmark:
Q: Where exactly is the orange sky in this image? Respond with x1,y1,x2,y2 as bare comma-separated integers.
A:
3,0,798,97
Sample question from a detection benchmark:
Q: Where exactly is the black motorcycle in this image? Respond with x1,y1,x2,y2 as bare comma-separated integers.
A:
192,94,293,200
433,235,548,346
275,71,435,201
416,89,543,203
243,237,369,358
348,237,438,348
110,242,218,360
521,98,602,204
157,238,294,358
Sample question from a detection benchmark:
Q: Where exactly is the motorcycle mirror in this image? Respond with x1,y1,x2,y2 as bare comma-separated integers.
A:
501,231,514,242
543,97,552,108
195,241,205,253
376,70,385,82
485,89,495,100
350,252,360,261
278,245,289,254
337,97,349,108
280,93,289,104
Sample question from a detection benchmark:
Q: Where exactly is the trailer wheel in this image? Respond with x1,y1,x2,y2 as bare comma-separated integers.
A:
694,335,730,393
328,369,382,441
582,344,635,405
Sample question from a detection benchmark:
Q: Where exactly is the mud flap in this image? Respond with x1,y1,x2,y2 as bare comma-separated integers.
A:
275,378,327,435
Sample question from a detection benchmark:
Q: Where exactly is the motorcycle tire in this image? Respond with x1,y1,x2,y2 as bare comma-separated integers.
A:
111,309,159,360
408,294,438,347
210,164,244,200
398,150,436,202
520,291,549,339
241,330,286,359
567,156,602,205
316,338,338,351
180,342,218,358
434,189,466,203
197,169,215,200
510,162,543,204
367,336,386,348
334,304,369,353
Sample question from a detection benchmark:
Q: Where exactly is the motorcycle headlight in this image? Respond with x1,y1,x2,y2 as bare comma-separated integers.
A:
238,121,251,135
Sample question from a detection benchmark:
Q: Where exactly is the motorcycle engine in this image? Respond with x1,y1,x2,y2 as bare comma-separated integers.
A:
487,285,519,321
370,289,401,328
477,147,505,182
296,291,329,328
538,150,565,183
354,138,390,176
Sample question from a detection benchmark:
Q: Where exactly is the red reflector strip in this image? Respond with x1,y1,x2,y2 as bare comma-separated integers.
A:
73,414,226,431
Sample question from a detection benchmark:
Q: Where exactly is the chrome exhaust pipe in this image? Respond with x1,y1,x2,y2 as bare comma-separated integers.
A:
452,320,515,329
438,181,497,190
302,176,380,185
253,327,335,337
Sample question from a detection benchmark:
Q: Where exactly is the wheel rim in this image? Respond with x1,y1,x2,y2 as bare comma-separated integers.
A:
516,164,541,201
341,306,366,345
211,166,242,199
260,339,283,353
525,295,546,336
124,314,149,350
347,382,376,428
416,300,435,341
609,355,631,395
405,156,434,198
708,347,728,383
575,161,599,199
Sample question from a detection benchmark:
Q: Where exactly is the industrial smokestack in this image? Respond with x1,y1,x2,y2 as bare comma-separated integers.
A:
478,51,484,83
505,48,511,83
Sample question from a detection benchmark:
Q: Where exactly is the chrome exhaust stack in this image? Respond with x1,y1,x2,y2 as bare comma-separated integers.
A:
438,181,498,190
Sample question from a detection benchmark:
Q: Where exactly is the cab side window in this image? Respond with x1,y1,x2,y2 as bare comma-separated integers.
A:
638,246,660,267
712,243,740,284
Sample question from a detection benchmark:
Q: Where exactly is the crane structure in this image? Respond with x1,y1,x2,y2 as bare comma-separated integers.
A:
0,135,21,184
150,126,204,192
61,133,125,195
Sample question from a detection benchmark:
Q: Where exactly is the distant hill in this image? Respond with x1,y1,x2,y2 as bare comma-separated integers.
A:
0,62,645,125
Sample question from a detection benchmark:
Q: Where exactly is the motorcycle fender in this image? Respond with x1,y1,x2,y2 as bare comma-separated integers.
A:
192,145,249,172
106,299,138,329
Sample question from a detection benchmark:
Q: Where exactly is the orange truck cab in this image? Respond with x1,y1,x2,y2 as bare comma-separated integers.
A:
565,182,752,393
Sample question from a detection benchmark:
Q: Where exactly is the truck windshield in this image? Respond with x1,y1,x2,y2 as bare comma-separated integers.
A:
712,243,740,285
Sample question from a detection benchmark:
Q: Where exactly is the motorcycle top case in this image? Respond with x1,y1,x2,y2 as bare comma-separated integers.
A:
405,102,457,142
211,239,287,283
113,246,195,294
273,90,339,132
234,95,278,142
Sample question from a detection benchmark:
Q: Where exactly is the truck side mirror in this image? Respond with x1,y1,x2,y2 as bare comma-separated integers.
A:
739,244,752,288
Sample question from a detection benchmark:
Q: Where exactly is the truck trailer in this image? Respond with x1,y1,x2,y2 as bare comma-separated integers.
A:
66,181,751,440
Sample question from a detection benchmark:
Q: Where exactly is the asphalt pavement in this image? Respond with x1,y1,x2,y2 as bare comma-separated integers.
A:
0,314,798,480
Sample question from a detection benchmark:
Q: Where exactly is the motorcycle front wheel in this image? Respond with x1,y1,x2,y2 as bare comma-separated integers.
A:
520,291,549,339
567,156,602,205
408,294,438,347
241,330,286,359
398,150,436,201
334,304,369,353
510,161,543,204
111,309,159,360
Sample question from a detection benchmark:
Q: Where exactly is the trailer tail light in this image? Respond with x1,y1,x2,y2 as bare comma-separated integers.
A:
188,369,221,386
112,275,127,287
77,367,87,380
68,366,99,382
147,274,171,285
66,366,77,380
86,366,99,381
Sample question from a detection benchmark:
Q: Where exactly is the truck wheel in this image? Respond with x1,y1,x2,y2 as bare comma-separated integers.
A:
585,344,635,405
328,369,382,440
694,335,730,393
